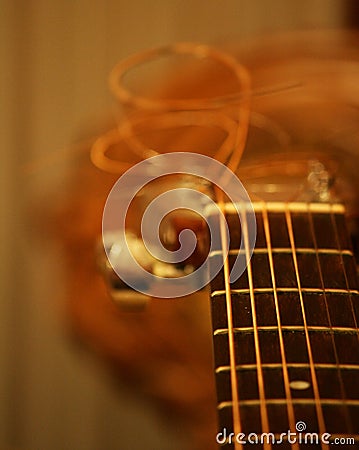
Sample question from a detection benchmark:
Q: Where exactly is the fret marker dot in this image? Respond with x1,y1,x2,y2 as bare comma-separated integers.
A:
290,380,311,390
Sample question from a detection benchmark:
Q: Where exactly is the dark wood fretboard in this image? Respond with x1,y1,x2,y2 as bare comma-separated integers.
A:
207,202,359,449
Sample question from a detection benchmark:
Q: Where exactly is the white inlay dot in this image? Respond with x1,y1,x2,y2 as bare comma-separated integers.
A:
290,380,311,390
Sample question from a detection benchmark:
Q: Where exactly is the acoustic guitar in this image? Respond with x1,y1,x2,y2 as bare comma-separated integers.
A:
58,32,359,450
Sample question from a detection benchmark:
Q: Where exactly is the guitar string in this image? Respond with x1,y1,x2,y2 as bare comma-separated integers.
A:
307,206,353,430
284,206,328,450
216,189,243,449
261,205,299,450
241,205,272,448
330,204,359,432
330,207,359,345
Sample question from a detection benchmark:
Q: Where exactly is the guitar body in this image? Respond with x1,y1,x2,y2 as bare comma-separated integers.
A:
56,32,359,449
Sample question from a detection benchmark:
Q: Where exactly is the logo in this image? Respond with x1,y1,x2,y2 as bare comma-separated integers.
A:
295,421,306,432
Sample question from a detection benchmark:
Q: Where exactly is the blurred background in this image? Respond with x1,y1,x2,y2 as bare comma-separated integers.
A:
1,1,359,449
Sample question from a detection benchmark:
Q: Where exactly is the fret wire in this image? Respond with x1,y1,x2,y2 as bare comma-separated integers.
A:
210,248,354,257
262,205,298,447
213,325,359,335
215,201,345,214
241,206,271,445
284,207,328,448
308,206,353,429
330,208,359,339
216,192,243,449
216,363,359,373
211,287,359,297
218,398,359,408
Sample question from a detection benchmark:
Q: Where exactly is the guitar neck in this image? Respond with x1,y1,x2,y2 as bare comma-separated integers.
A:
208,201,359,447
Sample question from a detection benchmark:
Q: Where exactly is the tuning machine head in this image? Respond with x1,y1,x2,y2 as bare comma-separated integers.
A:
96,223,206,310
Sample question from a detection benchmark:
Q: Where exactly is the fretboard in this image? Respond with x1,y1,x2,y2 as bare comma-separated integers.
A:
207,202,359,448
